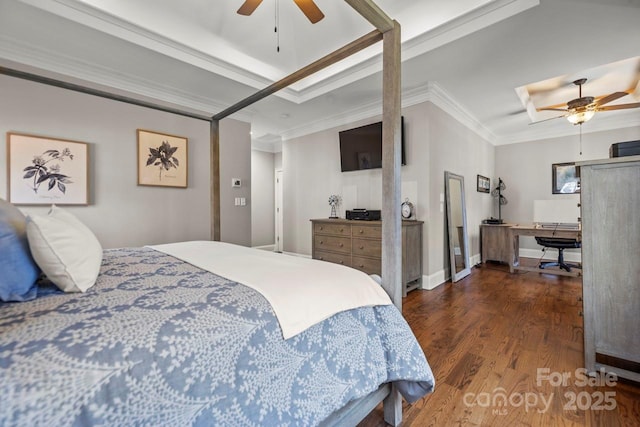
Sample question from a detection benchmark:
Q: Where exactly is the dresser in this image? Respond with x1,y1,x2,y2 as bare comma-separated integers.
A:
480,223,515,264
310,218,423,295
578,156,640,382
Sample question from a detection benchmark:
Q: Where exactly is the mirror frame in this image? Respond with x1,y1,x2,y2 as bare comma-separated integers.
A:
444,171,471,282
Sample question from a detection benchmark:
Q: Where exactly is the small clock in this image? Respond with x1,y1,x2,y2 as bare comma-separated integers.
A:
401,198,414,219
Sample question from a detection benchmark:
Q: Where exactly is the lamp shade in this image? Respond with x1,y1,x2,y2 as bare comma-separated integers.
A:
567,110,595,125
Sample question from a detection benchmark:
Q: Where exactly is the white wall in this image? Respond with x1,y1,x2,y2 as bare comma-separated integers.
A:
282,100,495,286
496,125,640,256
251,149,275,247
1,74,251,248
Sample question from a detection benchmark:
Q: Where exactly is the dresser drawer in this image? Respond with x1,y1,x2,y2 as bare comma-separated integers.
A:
314,235,351,254
352,238,381,258
314,222,350,237
352,256,381,275
314,250,351,267
352,225,381,239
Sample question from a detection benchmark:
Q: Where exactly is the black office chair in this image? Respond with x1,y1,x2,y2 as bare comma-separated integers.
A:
535,237,581,272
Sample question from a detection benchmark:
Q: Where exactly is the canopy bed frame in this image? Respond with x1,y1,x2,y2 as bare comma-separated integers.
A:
1,1,410,425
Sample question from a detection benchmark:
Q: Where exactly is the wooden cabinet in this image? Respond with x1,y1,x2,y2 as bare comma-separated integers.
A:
311,219,423,294
578,156,640,382
480,224,514,264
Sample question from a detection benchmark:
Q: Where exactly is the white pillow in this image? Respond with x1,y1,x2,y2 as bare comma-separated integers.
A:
26,205,103,293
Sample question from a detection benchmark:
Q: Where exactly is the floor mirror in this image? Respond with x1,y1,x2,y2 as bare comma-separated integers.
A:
445,171,471,282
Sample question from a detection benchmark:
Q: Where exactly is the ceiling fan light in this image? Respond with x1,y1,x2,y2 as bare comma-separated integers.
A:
566,110,595,125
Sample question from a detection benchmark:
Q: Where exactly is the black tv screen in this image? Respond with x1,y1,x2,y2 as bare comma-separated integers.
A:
339,118,405,172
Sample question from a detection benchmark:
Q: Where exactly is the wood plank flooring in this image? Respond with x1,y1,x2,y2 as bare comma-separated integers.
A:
359,260,640,427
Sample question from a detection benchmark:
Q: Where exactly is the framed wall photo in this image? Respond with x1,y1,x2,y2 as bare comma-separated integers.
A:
477,174,490,193
7,133,89,205
137,129,188,188
552,162,580,194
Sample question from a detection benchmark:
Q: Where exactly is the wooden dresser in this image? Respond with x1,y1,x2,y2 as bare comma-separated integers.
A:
578,156,640,382
480,223,515,264
310,218,423,294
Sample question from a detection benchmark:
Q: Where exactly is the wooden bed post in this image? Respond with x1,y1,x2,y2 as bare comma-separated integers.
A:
346,2,403,425
211,119,221,241
380,19,403,427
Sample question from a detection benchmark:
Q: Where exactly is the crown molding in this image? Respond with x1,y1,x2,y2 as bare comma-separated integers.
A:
0,34,252,123
281,81,498,144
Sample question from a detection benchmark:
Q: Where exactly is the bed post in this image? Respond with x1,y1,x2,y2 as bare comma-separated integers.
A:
211,119,221,241
343,2,402,425
381,19,403,427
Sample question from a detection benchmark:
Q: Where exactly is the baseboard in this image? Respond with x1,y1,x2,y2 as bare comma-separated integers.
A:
283,251,311,259
470,253,481,266
519,248,582,263
423,270,446,290
252,244,275,251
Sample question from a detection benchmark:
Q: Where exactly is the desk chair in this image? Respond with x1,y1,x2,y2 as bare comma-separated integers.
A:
535,237,581,272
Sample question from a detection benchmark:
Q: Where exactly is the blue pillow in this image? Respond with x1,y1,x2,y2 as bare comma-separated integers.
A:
0,198,39,301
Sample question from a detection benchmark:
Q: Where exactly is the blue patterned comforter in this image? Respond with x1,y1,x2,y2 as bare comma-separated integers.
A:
0,247,434,426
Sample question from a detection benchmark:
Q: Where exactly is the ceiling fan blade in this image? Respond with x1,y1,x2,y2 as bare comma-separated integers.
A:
595,91,628,106
529,115,567,125
537,108,569,112
293,0,325,23
535,102,567,111
237,0,263,16
597,102,640,111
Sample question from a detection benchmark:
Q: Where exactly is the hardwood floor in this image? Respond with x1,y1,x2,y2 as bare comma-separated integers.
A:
359,260,640,427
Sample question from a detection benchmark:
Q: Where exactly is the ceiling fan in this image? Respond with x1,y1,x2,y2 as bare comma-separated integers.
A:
237,0,325,23
535,78,640,125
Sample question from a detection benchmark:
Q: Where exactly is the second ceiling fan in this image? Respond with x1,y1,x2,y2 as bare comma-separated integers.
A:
237,0,325,24
536,78,640,125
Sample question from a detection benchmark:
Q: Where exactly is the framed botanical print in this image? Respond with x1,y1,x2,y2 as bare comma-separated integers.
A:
137,129,188,188
7,132,89,205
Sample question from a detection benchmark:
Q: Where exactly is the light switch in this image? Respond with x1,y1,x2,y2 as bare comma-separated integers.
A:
234,197,240,206
240,197,246,206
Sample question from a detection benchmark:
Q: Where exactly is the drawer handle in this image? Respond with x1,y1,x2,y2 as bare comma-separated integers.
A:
318,257,324,260
359,245,364,250
359,264,364,268
340,228,344,232
340,261,344,264
319,226,323,230
359,229,364,234
320,241,324,245
339,243,344,247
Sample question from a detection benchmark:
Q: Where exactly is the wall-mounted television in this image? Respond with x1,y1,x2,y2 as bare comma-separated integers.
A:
339,117,406,172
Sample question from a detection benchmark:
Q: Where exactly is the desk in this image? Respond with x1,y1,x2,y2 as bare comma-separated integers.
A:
509,224,582,277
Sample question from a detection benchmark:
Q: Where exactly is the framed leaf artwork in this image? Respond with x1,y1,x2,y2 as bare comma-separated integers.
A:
137,129,188,188
7,132,89,205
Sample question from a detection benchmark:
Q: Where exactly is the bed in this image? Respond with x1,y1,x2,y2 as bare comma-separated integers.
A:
1,240,434,426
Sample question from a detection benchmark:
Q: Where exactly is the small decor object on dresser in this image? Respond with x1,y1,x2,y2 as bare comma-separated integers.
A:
401,198,415,219
328,194,341,218
137,129,188,188
7,133,89,205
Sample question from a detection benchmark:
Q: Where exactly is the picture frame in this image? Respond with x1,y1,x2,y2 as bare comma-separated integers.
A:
7,132,89,205
476,174,490,193
552,162,580,194
137,129,188,188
